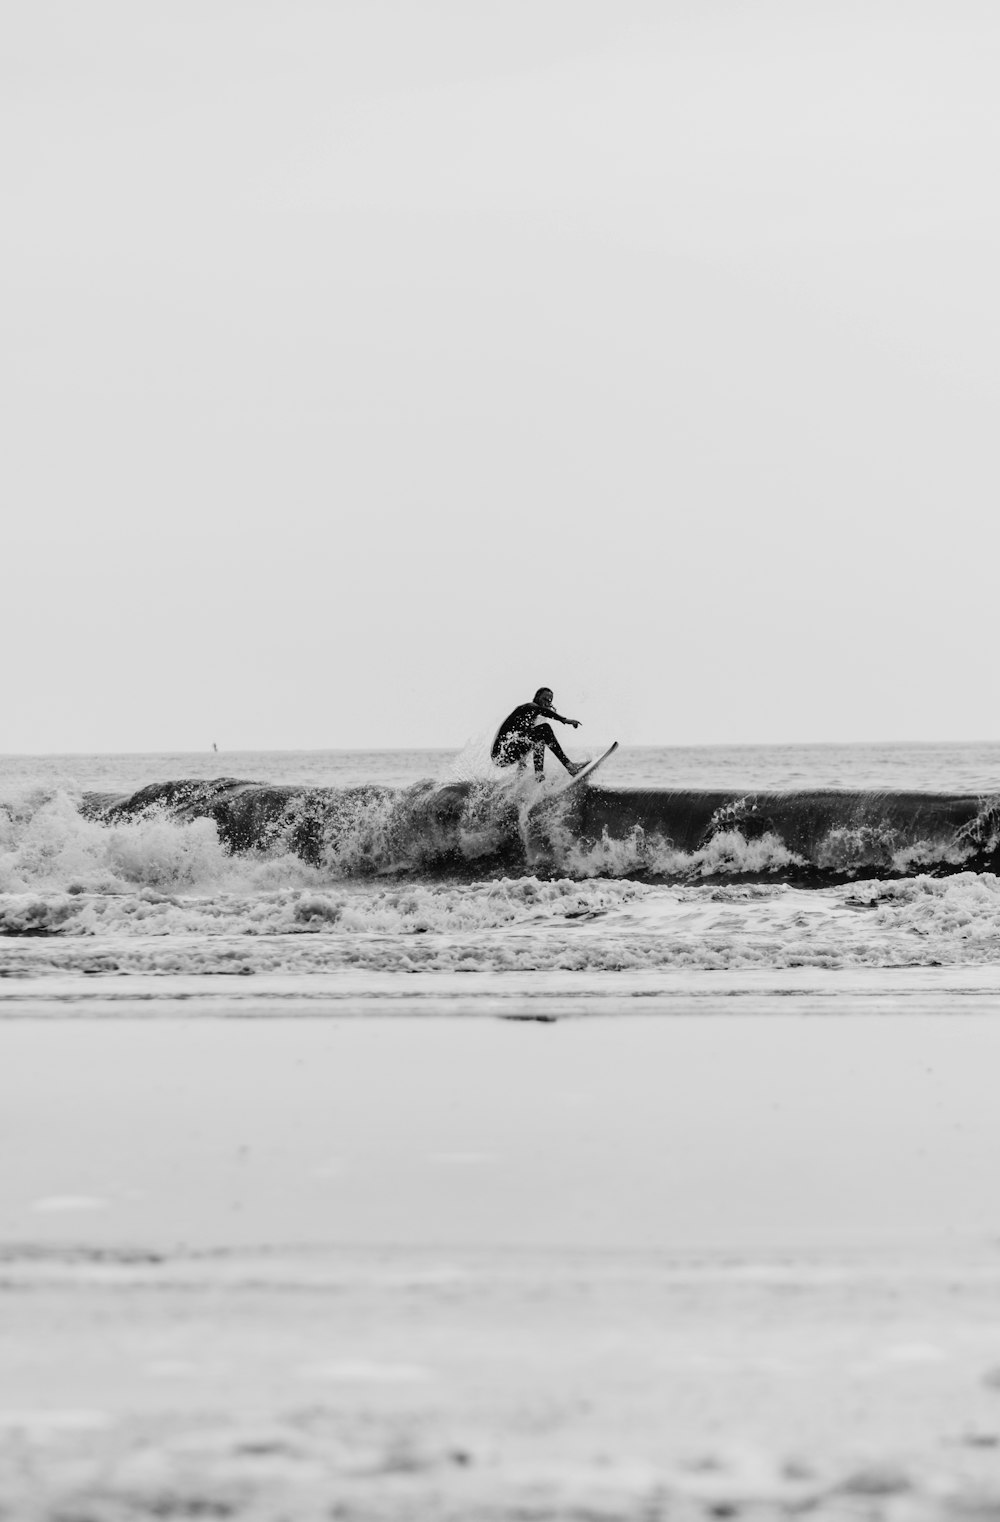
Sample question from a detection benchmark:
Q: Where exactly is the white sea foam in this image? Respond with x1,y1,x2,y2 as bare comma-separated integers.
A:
0,787,320,896
3,872,1000,978
541,822,804,880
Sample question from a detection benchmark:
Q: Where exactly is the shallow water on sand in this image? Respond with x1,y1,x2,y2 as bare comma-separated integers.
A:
3,1016,1000,1519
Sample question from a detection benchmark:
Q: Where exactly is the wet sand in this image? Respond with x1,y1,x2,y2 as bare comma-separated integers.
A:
4,965,1000,1017
2,1014,1000,1517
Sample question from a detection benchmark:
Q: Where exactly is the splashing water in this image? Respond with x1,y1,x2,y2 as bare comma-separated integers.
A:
5,747,1000,986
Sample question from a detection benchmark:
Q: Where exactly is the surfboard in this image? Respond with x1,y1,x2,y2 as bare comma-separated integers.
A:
552,741,619,795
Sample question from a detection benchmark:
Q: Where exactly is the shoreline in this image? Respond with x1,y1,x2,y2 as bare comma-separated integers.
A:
3,963,1000,1018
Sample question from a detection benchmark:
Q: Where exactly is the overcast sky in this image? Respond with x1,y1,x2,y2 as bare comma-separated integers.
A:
4,1,999,752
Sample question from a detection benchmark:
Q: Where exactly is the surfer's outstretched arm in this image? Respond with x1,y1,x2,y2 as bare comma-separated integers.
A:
534,703,580,729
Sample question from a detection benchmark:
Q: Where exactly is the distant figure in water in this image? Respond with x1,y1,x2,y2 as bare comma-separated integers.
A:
212,742,218,753
491,688,585,779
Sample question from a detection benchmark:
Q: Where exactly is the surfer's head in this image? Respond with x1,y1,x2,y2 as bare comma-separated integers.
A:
533,687,554,707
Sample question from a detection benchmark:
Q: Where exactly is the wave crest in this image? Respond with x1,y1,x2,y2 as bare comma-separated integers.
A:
3,778,1000,895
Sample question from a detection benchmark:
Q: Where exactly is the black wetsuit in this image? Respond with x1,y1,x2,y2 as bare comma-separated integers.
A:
491,702,576,776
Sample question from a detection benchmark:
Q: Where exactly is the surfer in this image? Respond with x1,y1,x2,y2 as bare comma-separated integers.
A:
491,688,586,779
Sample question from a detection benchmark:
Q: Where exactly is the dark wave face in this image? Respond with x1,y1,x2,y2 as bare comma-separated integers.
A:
79,778,1000,885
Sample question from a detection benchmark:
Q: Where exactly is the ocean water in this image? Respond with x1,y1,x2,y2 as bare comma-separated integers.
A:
2,743,1000,1008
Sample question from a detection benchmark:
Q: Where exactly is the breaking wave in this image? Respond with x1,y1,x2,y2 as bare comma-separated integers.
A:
5,779,1000,976
2,778,1000,896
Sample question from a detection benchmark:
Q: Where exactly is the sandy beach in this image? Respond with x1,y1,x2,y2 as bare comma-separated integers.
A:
3,1012,1000,1518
